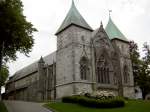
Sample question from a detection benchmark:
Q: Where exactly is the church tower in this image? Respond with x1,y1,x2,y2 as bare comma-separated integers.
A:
105,16,135,98
55,0,93,98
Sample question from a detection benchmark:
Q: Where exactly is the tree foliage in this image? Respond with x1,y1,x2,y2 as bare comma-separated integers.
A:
0,65,9,87
139,43,150,99
129,41,141,85
129,41,150,99
0,0,37,62
0,0,37,99
143,42,150,63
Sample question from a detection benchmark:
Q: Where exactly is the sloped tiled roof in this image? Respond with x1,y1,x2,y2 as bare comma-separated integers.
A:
55,0,93,35
8,51,56,82
105,17,128,42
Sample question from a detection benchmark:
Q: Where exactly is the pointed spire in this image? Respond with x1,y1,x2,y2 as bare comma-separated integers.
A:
105,16,128,42
71,0,76,9
72,0,75,6
39,56,44,63
100,21,103,29
97,21,104,33
55,0,93,35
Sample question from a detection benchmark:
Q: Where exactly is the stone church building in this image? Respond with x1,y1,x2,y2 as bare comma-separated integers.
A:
5,1,135,101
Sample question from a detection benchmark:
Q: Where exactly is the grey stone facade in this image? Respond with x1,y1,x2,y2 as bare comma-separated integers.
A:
5,1,135,101
5,53,56,101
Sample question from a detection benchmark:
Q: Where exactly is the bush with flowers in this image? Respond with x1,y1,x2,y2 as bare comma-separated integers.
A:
84,90,116,100
62,91,125,108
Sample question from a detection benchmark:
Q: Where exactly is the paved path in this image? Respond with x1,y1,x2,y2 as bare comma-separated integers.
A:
4,100,52,112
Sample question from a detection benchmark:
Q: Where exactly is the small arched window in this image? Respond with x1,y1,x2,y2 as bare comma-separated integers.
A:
80,56,89,80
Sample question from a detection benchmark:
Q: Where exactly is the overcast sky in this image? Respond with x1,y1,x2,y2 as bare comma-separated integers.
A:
8,0,150,76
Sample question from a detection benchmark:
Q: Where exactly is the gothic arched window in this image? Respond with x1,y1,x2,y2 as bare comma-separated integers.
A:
124,65,129,84
96,55,110,84
80,56,89,80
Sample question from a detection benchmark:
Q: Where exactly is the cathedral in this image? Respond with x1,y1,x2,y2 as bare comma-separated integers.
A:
5,1,135,101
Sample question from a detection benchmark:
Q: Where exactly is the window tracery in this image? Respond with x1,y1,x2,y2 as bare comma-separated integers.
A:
80,56,89,80
96,55,110,84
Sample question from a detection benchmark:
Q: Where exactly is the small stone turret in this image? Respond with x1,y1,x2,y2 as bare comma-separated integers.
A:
39,56,45,63
38,56,46,101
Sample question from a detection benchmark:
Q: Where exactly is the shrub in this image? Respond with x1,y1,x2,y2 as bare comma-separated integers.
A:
0,101,8,112
84,93,91,98
62,95,80,103
62,95,125,108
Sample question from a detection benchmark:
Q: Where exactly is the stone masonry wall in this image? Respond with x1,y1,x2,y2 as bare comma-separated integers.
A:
56,25,93,98
112,40,135,98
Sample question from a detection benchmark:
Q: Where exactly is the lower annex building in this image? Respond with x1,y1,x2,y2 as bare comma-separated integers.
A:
5,1,135,101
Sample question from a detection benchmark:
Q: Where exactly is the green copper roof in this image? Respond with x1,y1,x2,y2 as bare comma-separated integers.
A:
55,0,93,35
105,17,128,42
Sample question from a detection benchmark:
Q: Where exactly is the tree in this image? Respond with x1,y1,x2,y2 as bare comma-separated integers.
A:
130,41,150,99
143,42,150,63
139,42,150,99
137,61,150,99
0,65,9,99
0,0,37,100
129,41,141,84
0,65,9,87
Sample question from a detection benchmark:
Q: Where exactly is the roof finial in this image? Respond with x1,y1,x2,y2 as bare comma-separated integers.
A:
109,10,112,18
100,21,103,28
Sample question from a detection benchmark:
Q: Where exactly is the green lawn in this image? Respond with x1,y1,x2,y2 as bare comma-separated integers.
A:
45,100,150,112
0,101,8,112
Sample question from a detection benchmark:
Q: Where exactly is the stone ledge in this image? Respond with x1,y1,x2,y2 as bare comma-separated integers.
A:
56,81,95,87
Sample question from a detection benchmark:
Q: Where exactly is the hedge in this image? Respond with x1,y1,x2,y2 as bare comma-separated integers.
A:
62,95,125,108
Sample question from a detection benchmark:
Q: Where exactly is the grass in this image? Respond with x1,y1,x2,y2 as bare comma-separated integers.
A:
45,100,150,112
0,101,8,112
